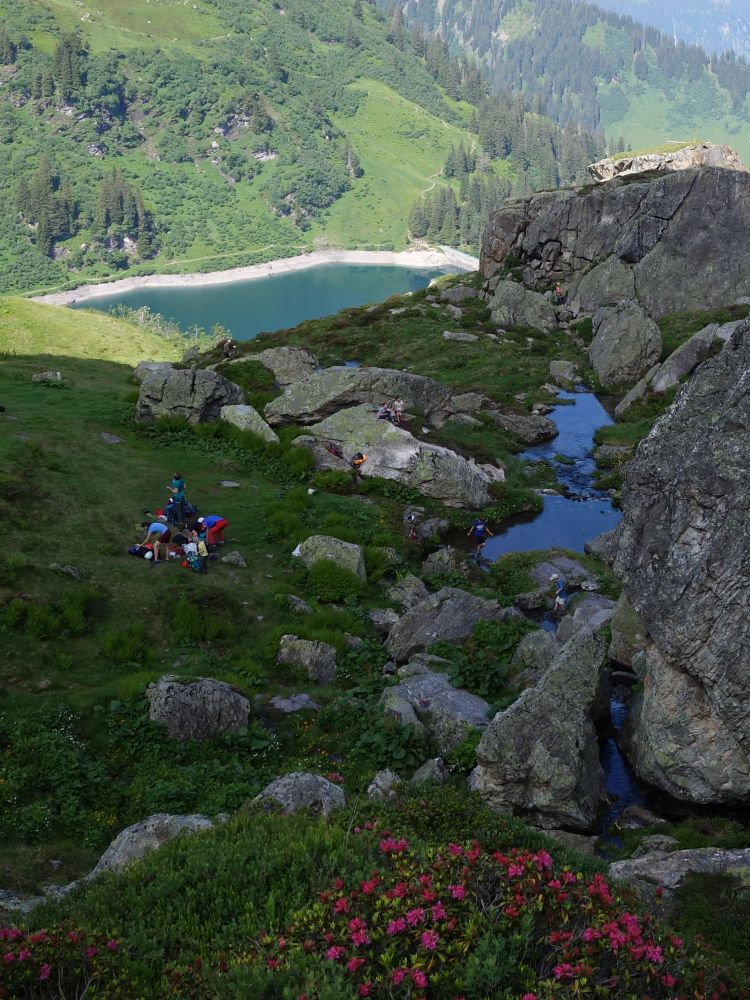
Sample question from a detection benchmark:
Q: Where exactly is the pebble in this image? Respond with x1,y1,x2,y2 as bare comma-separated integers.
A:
100,432,123,445
220,480,240,488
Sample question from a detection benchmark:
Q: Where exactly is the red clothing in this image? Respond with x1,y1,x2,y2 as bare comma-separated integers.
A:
207,518,229,544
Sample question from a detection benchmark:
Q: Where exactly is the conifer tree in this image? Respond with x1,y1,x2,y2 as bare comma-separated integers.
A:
0,27,17,65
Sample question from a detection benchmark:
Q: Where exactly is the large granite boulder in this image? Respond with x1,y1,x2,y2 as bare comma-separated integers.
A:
589,302,662,389
386,574,429,609
133,360,174,383
298,534,367,581
220,403,279,443
90,814,214,879
555,594,616,645
265,366,455,427
383,658,491,753
277,635,337,684
610,847,750,901
589,143,743,182
487,278,557,332
650,323,718,394
136,368,244,424
249,346,318,386
480,167,750,320
294,404,504,508
387,587,521,663
613,324,750,804
255,772,345,817
511,630,560,676
147,676,250,740
469,629,608,829
486,408,558,445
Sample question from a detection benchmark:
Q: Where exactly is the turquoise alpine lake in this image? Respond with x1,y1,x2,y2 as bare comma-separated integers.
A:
70,264,446,341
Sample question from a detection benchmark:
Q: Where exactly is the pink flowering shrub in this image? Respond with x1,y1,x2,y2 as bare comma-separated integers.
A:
170,833,745,999
0,925,130,999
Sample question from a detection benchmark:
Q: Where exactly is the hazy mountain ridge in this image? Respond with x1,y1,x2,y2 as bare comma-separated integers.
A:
593,0,750,58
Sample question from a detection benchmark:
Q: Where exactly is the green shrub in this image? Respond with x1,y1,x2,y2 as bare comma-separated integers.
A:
363,544,389,581
431,618,534,699
444,728,482,773
312,470,353,494
215,359,275,394
306,560,364,603
355,717,429,770
100,623,151,665
491,551,539,606
171,596,235,644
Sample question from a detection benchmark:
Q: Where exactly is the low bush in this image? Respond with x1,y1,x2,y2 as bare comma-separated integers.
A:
491,552,539,606
306,560,365,603
99,623,151,665
430,618,534,699
312,470,352,494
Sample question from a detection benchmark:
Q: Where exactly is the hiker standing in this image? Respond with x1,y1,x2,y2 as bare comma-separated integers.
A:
166,472,187,524
140,520,172,562
393,397,405,424
550,573,567,612
468,518,493,562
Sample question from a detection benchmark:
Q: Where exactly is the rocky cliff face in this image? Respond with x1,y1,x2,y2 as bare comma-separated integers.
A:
480,167,750,319
613,324,750,804
588,143,743,182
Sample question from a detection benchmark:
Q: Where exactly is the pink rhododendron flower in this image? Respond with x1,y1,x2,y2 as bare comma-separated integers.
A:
411,969,428,988
406,907,425,926
661,974,677,988
85,946,98,960
391,969,407,985
18,949,31,962
387,918,407,935
431,902,447,921
358,984,372,997
533,850,552,870
448,885,465,900
421,930,439,950
3,953,14,964
333,897,349,914
39,964,52,981
347,957,366,973
522,994,538,1000
351,929,370,947
645,944,664,964
508,864,524,878
106,939,119,952
554,963,575,980
325,946,346,961
448,843,463,857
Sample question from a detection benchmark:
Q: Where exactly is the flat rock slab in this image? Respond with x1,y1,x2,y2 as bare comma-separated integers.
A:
100,432,123,444
610,847,750,892
269,694,321,714
255,772,345,817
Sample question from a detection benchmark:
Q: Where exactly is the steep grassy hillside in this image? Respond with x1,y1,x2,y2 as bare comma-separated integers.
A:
383,0,750,159
0,0,600,294
0,297,182,363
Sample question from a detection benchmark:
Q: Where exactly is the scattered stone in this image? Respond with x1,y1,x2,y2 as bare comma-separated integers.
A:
470,629,609,829
220,480,241,488
589,301,662,389
382,660,397,676
286,595,312,615
49,563,81,580
624,801,661,835
221,550,247,568
147,675,250,741
387,587,522,663
220,403,279,443
445,305,463,320
609,847,750,901
255,772,346,817
556,594,616,644
32,370,63,383
368,608,400,635
298,534,367,581
277,635,337,684
542,828,600,856
486,408,558,445
487,279,557,332
36,679,51,691
386,574,429,610
548,360,579,389
414,516,450,542
421,546,467,578
442,330,478,342
367,769,403,800
529,555,590,589
440,284,479,304
269,694,321,714
411,757,449,785
383,661,491,754
99,432,123,445
136,368,244,424
633,835,680,857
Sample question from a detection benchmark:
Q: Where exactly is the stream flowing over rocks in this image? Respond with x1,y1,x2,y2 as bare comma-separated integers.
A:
613,323,750,805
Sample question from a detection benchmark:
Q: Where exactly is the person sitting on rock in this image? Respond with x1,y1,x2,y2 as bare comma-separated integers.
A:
376,401,395,423
468,518,493,562
553,284,566,306
392,397,405,424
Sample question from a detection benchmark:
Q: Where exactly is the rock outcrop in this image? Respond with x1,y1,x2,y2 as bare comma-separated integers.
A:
133,360,175,383
147,676,250,740
480,167,750,320
249,346,318,386
220,403,279,443
469,629,608,829
487,278,558,332
386,587,521,663
255,772,345,817
589,302,662,389
294,404,504,508
588,143,743,183
297,534,367,581
613,325,750,804
610,847,750,901
383,656,491,753
136,368,244,424
277,635,337,684
90,813,214,879
265,366,455,427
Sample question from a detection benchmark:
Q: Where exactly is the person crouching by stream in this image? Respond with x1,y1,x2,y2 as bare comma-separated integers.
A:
140,520,171,563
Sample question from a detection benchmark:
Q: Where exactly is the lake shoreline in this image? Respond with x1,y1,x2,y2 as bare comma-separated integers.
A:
34,247,479,306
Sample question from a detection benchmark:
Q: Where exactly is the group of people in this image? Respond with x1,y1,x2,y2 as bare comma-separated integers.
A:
131,473,230,573
375,397,405,425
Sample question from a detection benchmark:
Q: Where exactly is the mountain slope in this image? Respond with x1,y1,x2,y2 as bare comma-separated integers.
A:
384,0,750,158
593,0,750,59
0,0,600,294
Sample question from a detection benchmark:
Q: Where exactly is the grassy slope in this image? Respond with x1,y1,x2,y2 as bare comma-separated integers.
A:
0,297,180,364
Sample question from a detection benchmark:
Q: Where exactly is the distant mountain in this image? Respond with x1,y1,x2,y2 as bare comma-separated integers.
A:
384,0,750,159
592,0,750,59
0,0,602,294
